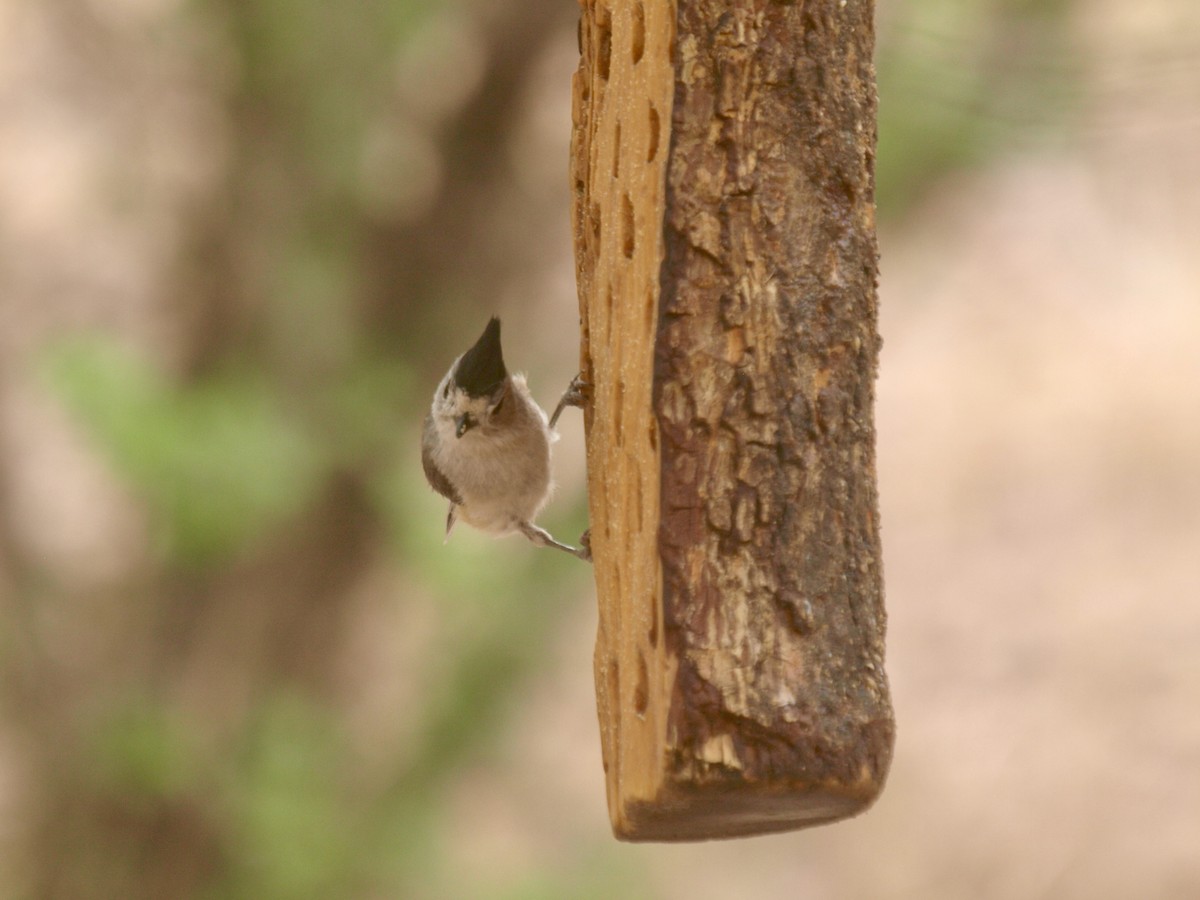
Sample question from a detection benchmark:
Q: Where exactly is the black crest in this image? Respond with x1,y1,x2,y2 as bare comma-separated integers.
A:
455,317,507,397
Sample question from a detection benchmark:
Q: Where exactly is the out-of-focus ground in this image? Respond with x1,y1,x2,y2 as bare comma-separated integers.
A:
0,0,1198,897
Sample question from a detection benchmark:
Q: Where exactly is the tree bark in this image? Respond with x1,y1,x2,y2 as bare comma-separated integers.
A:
572,0,893,840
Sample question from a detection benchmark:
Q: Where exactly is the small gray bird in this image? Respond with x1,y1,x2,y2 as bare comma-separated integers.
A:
421,317,591,561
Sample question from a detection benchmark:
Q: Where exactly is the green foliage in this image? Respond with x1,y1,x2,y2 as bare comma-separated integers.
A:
314,350,415,467
225,0,431,205
218,695,361,899
91,699,201,803
44,338,323,567
876,0,1078,216
28,0,621,894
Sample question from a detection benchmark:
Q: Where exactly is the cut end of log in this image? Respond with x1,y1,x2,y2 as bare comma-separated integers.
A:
616,784,869,842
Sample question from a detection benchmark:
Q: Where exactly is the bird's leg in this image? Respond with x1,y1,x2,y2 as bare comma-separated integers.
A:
536,374,592,562
518,520,593,562
548,374,590,431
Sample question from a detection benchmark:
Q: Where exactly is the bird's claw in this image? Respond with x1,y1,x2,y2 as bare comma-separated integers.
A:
549,374,591,430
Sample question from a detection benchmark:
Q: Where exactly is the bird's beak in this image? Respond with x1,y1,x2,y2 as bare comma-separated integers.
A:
455,414,473,438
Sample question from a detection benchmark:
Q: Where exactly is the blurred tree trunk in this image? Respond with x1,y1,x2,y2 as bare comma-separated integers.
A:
6,0,575,896
574,0,894,839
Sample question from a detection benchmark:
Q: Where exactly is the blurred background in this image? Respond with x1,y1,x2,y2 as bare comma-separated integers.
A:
0,0,1197,896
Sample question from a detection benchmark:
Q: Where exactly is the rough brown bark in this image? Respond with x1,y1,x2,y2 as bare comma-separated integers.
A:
572,0,893,840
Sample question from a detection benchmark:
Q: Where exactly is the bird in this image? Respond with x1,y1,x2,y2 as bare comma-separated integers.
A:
421,317,591,561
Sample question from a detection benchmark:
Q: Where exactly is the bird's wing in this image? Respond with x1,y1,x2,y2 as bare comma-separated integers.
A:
421,416,463,505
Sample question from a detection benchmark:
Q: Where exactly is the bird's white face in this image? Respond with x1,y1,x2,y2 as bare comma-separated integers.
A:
433,361,508,439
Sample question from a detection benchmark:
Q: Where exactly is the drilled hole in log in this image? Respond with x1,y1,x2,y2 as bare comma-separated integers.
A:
633,651,649,717
631,3,645,64
621,192,634,258
648,607,658,649
590,201,602,253
647,419,657,452
606,284,617,353
614,377,625,444
635,471,643,532
613,121,621,179
644,283,655,331
604,655,620,771
596,7,612,81
647,102,660,161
